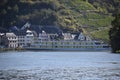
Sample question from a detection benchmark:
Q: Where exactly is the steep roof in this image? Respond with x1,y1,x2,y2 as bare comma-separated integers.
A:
28,25,63,35
6,33,17,37
9,23,63,36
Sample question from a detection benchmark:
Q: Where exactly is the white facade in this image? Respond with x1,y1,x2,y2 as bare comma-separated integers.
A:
16,30,37,47
26,40,110,51
0,33,4,45
18,36,25,47
6,33,18,48
86,36,92,41
0,33,8,47
78,32,85,41
24,30,35,47
38,30,50,41
63,33,74,40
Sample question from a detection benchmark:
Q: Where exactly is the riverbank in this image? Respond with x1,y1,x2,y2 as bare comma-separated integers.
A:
0,67,120,80
0,47,25,52
0,48,111,53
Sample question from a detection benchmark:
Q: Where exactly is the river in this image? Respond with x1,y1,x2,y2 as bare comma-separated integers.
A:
0,51,120,80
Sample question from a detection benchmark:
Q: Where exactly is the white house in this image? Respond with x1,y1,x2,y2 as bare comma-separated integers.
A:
17,35,25,47
0,33,8,47
38,30,50,41
78,32,86,41
63,33,75,40
15,30,26,47
24,30,34,46
6,33,18,48
86,36,92,41
24,30,37,47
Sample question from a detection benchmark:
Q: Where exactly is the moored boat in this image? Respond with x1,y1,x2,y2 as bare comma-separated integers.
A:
24,40,111,51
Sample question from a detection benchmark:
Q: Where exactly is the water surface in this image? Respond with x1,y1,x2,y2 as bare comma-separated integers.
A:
0,51,120,70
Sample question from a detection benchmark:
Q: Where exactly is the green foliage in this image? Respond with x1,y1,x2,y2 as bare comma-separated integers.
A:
64,0,96,11
13,4,19,13
91,28,109,43
109,12,120,53
0,0,118,43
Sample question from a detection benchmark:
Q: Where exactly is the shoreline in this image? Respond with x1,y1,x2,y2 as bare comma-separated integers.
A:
0,49,111,53
0,47,25,52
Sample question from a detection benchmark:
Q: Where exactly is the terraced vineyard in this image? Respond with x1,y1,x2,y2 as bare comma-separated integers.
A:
59,0,115,42
0,0,119,42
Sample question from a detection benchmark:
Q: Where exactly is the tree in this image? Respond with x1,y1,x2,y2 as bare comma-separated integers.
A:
13,4,19,13
109,11,120,53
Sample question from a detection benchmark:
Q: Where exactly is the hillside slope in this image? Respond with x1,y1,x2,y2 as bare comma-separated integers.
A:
0,0,119,42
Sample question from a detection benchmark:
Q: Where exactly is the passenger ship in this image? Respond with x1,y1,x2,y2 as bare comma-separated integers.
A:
24,40,110,51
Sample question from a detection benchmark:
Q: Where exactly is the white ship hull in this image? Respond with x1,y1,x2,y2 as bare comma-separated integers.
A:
25,47,111,51
24,40,111,51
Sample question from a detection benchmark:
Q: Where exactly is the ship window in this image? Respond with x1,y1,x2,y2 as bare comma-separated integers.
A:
91,43,93,45
79,43,81,45
73,42,75,45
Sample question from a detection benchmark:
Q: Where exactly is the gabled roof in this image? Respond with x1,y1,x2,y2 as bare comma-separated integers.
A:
9,23,63,36
28,25,63,35
6,33,17,37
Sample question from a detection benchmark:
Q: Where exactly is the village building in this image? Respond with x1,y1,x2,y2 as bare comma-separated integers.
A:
78,32,86,41
0,33,8,48
14,30,26,47
38,30,50,41
6,33,18,48
63,33,75,40
25,30,37,47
